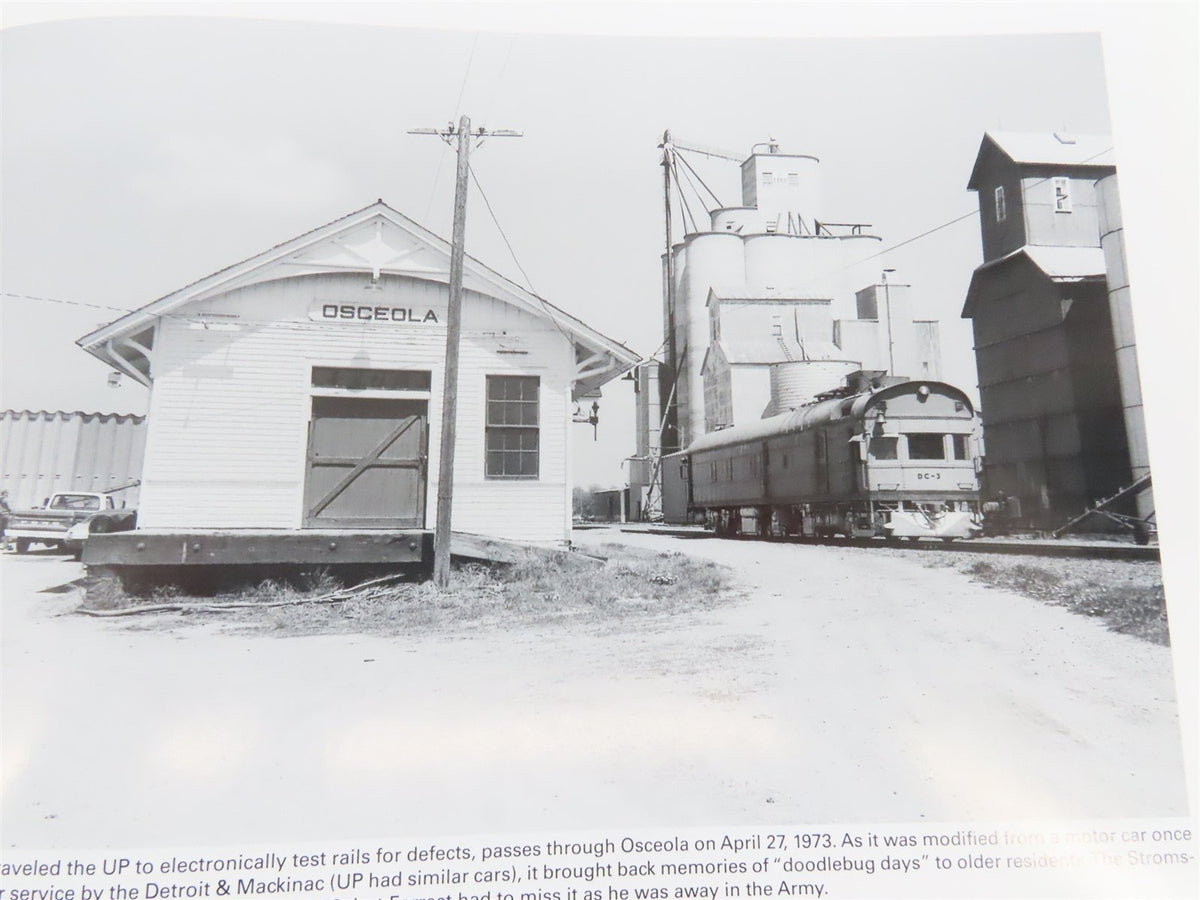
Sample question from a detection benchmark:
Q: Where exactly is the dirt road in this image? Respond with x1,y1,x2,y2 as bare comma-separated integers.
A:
2,533,1189,851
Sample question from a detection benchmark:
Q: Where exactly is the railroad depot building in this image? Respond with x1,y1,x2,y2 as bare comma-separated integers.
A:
77,200,638,560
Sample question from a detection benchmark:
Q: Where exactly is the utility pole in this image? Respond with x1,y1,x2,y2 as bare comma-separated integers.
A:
410,116,521,587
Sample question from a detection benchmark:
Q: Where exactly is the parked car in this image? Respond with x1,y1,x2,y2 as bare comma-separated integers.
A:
6,492,137,558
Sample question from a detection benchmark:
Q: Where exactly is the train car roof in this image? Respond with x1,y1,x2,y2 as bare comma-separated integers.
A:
685,380,975,454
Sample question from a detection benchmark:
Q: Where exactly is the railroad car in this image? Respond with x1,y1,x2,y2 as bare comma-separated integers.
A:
664,378,983,540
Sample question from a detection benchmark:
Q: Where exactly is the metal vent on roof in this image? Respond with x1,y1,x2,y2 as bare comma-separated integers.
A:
1053,132,1077,145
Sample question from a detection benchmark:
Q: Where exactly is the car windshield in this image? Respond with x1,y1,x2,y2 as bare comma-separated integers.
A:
49,494,101,511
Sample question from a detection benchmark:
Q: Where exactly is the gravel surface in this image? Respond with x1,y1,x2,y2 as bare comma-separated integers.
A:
873,548,1169,645
3,540,1188,850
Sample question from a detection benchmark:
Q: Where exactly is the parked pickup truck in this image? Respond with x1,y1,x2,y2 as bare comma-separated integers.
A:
7,492,137,557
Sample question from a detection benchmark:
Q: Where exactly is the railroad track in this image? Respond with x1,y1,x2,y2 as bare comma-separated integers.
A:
616,526,1161,562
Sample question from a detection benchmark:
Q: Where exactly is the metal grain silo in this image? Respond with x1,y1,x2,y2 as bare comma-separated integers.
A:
743,234,841,298
768,360,860,413
710,207,759,233
1097,173,1151,518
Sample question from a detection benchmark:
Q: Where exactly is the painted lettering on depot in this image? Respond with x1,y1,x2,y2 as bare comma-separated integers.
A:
316,303,440,323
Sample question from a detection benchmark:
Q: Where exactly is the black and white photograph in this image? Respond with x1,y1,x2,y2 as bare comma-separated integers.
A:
1,4,1196,898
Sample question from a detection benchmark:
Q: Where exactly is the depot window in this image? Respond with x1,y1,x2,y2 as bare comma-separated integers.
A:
869,436,898,460
485,375,539,479
994,186,1007,223
952,434,970,460
907,433,947,460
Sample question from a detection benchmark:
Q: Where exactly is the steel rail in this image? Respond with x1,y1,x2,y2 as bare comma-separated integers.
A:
615,526,1161,562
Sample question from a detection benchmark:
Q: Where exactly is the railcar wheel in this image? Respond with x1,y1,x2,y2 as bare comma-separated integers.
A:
15,538,30,554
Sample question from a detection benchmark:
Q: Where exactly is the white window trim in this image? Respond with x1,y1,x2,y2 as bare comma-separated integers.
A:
484,374,541,480
994,185,1007,223
310,387,431,400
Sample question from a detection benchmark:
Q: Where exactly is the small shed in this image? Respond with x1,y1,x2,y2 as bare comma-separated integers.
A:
77,201,638,563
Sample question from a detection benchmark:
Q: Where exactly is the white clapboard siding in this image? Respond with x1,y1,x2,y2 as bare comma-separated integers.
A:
138,273,573,542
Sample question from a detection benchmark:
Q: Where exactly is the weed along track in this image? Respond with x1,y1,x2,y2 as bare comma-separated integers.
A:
76,543,736,636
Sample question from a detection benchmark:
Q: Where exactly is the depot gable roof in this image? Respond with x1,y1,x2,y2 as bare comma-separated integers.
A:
78,200,639,393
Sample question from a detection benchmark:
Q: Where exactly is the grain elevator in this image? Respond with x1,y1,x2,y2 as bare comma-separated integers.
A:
633,136,943,520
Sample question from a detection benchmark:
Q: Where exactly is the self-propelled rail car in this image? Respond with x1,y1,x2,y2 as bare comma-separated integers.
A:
663,378,984,541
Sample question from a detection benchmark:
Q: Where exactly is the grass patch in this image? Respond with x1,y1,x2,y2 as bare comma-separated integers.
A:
960,559,1169,645
80,543,735,637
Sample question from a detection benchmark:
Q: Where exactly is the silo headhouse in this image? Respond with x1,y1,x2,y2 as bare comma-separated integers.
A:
78,201,638,566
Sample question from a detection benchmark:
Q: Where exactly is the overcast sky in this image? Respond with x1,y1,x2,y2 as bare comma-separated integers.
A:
1,4,1196,496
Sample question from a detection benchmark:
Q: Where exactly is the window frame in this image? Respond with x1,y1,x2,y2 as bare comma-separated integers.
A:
994,185,1007,223
1052,177,1072,213
484,374,540,480
906,432,948,461
869,435,899,461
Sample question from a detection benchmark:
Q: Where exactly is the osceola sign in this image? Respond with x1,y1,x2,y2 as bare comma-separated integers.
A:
309,302,441,324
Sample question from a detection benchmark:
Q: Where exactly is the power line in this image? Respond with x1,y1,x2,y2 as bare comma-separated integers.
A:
423,33,481,224
1,290,135,315
846,145,1115,269
467,162,584,352
852,209,979,263
452,33,480,122
9,143,1117,369
481,34,515,128
467,163,538,295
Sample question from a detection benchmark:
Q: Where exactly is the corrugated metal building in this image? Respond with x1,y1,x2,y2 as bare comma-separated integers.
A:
76,201,638,549
962,132,1145,527
0,410,146,509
